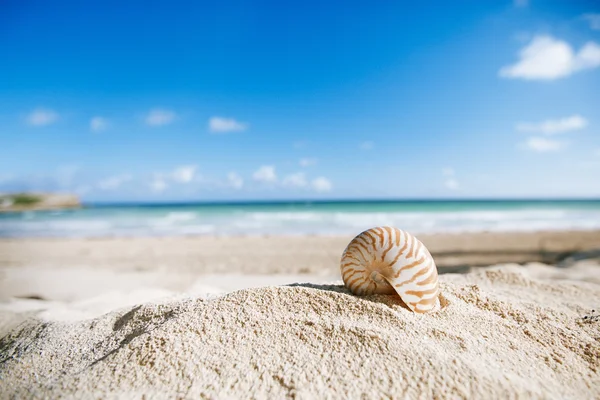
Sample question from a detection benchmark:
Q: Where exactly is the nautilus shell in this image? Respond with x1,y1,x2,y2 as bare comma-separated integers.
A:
340,227,440,313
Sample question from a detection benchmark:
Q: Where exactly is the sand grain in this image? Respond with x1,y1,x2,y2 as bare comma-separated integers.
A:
1,265,599,399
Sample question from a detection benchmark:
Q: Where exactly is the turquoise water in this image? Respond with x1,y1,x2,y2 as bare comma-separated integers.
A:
1,200,600,237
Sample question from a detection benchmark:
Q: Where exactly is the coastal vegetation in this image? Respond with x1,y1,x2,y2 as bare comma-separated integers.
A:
0,192,81,212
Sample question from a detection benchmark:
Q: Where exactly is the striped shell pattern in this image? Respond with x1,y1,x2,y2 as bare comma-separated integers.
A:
340,226,440,314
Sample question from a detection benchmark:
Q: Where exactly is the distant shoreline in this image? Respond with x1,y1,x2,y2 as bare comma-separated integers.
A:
0,193,81,213
2,197,599,212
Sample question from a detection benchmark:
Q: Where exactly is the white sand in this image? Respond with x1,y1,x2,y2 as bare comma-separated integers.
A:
1,263,599,399
2,230,599,274
0,266,337,332
1,233,599,398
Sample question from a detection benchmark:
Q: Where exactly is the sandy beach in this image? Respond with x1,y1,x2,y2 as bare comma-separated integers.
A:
1,230,599,398
2,230,599,273
4,0,600,396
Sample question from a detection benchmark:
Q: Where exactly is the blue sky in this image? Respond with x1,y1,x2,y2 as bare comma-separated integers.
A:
1,0,599,201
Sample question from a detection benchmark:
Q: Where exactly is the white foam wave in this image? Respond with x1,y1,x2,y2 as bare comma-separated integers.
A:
1,207,599,237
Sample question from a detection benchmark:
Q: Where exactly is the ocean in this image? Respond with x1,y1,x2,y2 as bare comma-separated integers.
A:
1,200,600,238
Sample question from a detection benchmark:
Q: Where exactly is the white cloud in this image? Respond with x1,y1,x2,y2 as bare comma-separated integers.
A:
252,165,277,182
26,108,59,126
582,13,600,30
444,179,459,190
514,0,528,7
171,165,197,183
312,177,332,192
145,109,176,126
209,117,247,133
227,172,244,189
147,165,199,192
150,175,168,192
253,166,277,183
524,137,565,152
97,174,133,190
442,168,458,190
499,35,600,80
594,148,600,156
516,115,587,135
90,116,108,132
442,167,455,177
282,172,308,188
299,158,317,167
360,141,374,150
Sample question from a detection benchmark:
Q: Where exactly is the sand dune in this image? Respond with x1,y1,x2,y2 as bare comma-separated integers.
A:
1,264,599,399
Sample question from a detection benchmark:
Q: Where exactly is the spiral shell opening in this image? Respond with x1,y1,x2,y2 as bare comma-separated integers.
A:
340,226,440,314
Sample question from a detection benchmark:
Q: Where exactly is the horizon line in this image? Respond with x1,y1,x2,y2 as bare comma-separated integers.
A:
83,197,600,207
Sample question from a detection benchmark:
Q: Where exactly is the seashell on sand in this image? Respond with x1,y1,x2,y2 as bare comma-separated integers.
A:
340,226,440,313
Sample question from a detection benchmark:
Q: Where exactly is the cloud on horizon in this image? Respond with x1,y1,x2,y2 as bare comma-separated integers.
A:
150,174,168,193
85,164,332,196
227,172,244,189
499,35,600,80
445,179,459,190
442,168,459,190
171,165,198,184
253,165,277,183
311,177,332,192
148,165,200,192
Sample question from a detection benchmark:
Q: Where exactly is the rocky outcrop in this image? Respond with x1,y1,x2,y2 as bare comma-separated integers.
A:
0,193,81,212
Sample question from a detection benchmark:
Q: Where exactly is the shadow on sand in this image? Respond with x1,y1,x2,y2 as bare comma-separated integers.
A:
285,282,415,311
